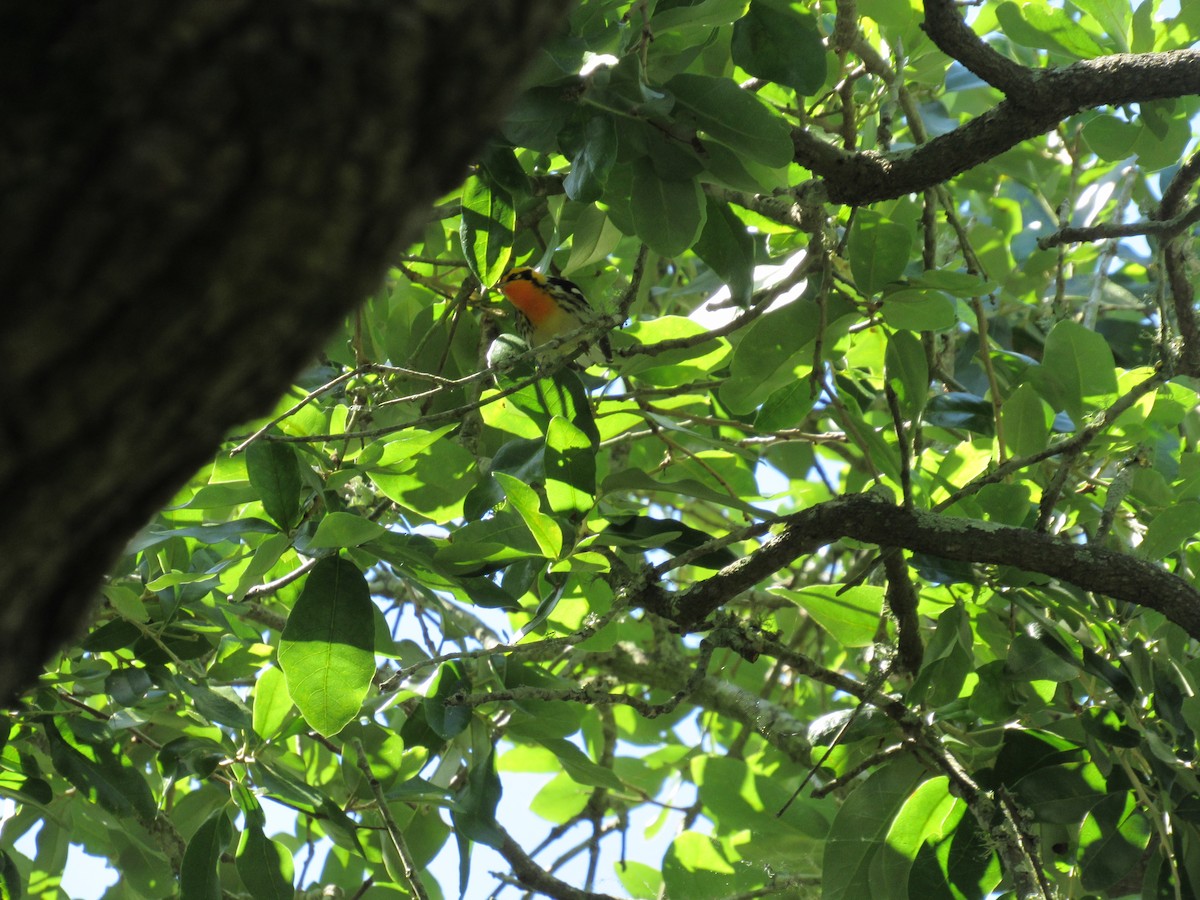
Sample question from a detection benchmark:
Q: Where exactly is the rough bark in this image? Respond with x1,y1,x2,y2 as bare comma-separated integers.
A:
797,48,1200,205
639,493,1200,640
0,0,571,699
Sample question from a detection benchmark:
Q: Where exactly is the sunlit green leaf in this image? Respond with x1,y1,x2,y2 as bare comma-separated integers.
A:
460,175,514,286
277,556,375,737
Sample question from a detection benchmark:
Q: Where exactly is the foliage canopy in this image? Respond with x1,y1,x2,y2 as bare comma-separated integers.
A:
9,1,1200,898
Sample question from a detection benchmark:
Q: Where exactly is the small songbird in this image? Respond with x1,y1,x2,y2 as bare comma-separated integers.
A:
498,267,612,364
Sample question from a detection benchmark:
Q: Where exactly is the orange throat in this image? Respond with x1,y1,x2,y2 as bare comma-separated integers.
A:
502,280,556,325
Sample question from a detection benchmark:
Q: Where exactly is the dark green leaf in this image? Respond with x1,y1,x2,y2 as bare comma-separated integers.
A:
885,331,929,418
881,289,957,332
0,850,20,900
849,212,912,296
563,115,617,203
451,745,505,850
597,515,738,569
424,661,472,740
236,821,294,900
925,392,994,434
44,721,156,822
180,809,233,900
1004,633,1080,682
246,440,304,531
176,675,254,732
630,159,705,257
694,197,754,306
731,1,827,94
665,73,794,167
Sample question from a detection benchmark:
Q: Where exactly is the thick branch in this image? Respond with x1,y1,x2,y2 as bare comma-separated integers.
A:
799,50,1200,205
0,0,571,700
640,493,1200,640
921,0,1034,97
1157,152,1200,375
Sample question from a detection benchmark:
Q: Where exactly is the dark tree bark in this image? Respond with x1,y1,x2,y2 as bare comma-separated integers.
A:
638,493,1200,641
0,0,571,699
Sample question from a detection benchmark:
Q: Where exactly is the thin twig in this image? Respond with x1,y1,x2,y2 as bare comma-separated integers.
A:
352,738,430,900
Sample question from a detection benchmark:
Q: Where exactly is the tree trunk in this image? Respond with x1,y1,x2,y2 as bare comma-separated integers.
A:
0,0,571,699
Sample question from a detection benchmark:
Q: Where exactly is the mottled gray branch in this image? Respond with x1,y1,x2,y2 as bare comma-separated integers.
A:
639,493,1200,640
800,39,1200,205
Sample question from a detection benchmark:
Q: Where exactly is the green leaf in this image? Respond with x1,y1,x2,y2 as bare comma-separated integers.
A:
1032,319,1119,425
236,820,294,900
44,722,156,822
495,471,562,559
252,666,293,741
544,416,596,515
1074,0,1131,50
369,436,475,524
1079,792,1151,891
880,289,957,332
823,755,927,900
1012,761,1107,824
731,0,827,94
849,212,912,296
307,511,388,549
500,87,575,151
536,737,625,790
565,206,623,275
177,675,254,731
755,378,819,432
663,831,757,899
128,518,280,553
774,585,882,647
1139,501,1200,560
1131,100,1193,171
649,0,748,31
858,0,913,31
996,1,1106,56
424,661,472,740
499,369,601,447
723,297,824,414
885,331,929,418
1005,633,1080,682
460,174,515,287
179,809,233,900
631,159,706,257
1081,115,1140,161
245,441,304,531
694,197,754,306
869,777,962,900
563,115,617,203
0,850,20,900
925,392,995,434
451,744,505,851
615,860,663,900
277,556,375,737
595,515,738,569
666,73,794,167
1002,382,1053,457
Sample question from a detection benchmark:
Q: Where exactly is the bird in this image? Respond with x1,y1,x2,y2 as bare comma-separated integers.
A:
497,267,612,365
